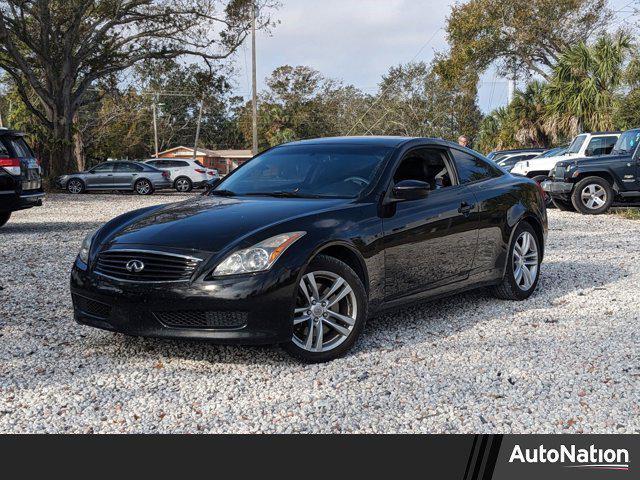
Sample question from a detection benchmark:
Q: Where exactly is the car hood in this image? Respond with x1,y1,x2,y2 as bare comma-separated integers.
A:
102,195,346,252
571,152,631,165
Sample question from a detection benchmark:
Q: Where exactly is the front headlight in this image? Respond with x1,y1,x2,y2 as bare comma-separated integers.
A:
78,228,99,264
213,232,306,276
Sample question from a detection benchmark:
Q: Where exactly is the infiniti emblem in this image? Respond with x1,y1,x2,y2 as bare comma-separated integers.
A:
125,260,145,273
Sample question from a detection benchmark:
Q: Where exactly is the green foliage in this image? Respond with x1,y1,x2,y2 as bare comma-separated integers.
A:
545,33,632,135
438,0,610,84
362,62,483,143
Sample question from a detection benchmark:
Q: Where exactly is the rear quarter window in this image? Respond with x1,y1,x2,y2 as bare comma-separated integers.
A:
451,149,503,184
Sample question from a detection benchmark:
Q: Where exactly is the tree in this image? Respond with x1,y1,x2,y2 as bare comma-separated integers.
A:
476,107,517,153
544,33,632,136
238,65,370,149
0,0,276,177
511,80,552,147
362,62,483,143
436,0,610,84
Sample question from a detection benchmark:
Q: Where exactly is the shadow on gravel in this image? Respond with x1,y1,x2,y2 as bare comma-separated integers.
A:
1,221,104,234
361,258,627,353
59,258,628,367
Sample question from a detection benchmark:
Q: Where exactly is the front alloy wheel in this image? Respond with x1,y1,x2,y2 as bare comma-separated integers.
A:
284,255,367,362
571,176,614,215
67,178,84,194
175,177,192,192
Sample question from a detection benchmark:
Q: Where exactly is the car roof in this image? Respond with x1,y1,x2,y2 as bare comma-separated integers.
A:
582,131,622,136
0,128,26,137
283,136,419,148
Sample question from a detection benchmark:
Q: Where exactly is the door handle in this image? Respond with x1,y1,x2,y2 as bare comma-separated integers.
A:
458,202,475,215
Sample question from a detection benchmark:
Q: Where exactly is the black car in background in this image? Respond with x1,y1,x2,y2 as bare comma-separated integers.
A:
0,129,43,228
543,128,640,214
71,137,548,362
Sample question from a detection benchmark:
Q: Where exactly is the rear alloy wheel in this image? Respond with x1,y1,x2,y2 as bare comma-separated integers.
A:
67,178,85,194
571,176,613,215
174,177,193,193
0,212,11,228
492,222,541,300
134,179,153,195
284,255,367,363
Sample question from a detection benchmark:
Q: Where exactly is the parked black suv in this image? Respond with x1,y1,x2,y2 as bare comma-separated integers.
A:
542,128,640,214
0,129,44,227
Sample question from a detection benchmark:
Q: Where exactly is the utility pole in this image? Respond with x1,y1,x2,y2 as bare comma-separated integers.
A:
152,94,159,158
251,1,258,155
193,97,204,161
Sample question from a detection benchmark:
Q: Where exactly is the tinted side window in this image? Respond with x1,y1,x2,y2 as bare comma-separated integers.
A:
175,161,190,167
0,140,10,157
587,136,618,156
92,163,114,173
2,137,33,158
451,149,503,184
115,163,143,172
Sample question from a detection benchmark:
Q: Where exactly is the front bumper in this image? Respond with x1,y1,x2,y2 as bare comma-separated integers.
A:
70,260,299,345
541,180,573,195
0,189,44,212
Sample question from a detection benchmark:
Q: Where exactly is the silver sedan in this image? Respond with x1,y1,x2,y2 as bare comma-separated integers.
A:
56,161,172,195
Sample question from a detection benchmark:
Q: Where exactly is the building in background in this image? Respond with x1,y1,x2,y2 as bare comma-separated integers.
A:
156,147,253,175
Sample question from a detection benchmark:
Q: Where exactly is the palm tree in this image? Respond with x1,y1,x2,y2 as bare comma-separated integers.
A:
545,33,632,136
511,81,552,147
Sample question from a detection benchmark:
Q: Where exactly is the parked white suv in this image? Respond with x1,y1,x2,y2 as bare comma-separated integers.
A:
144,158,220,192
510,132,621,180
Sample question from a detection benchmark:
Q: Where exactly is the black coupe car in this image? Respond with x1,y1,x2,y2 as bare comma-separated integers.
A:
71,137,547,362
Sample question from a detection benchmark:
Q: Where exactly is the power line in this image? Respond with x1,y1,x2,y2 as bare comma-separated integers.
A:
346,27,443,135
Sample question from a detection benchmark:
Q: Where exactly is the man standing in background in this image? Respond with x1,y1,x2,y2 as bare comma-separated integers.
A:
458,135,470,148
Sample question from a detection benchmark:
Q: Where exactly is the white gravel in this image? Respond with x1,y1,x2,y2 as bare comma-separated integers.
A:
0,193,638,433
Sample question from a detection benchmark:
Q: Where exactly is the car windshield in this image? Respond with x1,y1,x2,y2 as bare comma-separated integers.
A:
538,147,567,158
612,130,640,155
212,144,393,198
567,135,587,154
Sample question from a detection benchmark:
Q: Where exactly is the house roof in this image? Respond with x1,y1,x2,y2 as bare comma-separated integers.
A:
158,146,253,159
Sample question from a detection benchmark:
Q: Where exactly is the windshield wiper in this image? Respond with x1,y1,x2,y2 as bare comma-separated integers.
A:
209,189,237,197
244,191,324,199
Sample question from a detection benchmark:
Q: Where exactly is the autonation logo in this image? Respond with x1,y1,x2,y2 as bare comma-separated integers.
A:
509,444,630,471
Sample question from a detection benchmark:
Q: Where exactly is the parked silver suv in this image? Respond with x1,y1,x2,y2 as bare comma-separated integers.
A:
144,158,219,192
56,161,171,195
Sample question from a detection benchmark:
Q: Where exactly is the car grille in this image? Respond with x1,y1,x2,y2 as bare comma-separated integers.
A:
72,295,112,319
153,311,248,329
95,250,202,282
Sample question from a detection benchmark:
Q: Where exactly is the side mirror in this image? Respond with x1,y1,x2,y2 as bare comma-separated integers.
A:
392,180,430,201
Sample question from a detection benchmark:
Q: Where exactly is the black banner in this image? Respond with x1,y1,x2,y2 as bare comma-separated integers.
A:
0,434,636,478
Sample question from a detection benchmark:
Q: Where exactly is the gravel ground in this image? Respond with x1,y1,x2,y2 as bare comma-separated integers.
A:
0,193,638,433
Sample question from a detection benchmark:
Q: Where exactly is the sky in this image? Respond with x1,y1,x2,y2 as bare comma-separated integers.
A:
231,0,637,113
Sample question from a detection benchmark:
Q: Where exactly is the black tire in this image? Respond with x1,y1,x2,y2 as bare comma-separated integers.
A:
551,197,576,212
571,176,614,215
491,222,541,301
66,178,85,194
532,175,552,207
283,255,368,363
134,178,154,195
0,212,11,228
174,177,193,193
